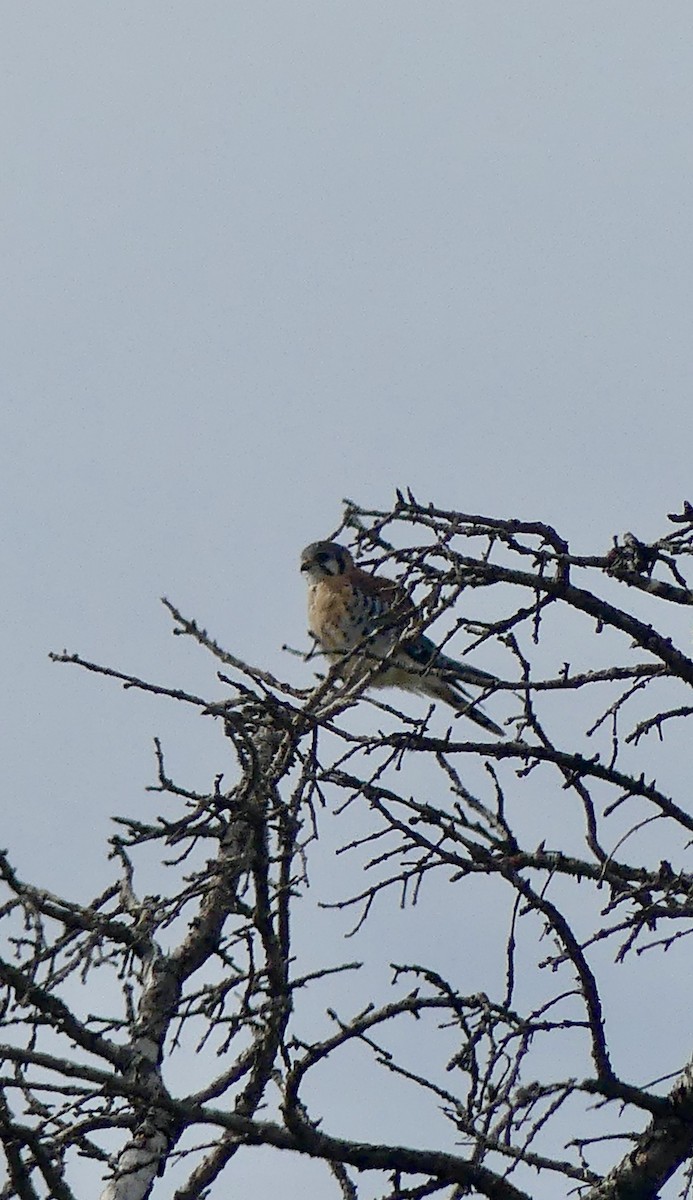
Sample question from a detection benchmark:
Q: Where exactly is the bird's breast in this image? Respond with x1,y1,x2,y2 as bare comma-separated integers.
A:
307,580,382,652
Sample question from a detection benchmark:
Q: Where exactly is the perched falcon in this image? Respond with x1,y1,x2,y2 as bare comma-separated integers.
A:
300,540,503,735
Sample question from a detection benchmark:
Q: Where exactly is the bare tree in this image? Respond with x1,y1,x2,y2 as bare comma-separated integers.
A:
2,494,693,1200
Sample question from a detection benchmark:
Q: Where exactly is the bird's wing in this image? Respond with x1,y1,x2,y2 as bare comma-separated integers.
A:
321,566,503,734
346,570,423,660
349,567,413,626
353,573,498,688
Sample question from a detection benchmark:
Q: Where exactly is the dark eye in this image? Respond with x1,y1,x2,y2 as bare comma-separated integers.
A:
316,552,329,564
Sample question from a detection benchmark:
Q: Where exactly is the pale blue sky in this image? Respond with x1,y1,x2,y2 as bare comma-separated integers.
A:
2,5,693,1196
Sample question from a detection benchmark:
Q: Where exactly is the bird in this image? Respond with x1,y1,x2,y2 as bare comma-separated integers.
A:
300,540,503,735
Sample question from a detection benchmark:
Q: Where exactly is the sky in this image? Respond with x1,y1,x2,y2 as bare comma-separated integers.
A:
2,4,693,1197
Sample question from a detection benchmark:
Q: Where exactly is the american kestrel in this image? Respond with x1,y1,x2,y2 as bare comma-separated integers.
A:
300,540,503,735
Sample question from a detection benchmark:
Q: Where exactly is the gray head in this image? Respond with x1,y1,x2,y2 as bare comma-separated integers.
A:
300,540,355,582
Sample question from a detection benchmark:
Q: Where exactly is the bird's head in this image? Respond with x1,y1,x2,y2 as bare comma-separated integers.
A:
300,541,355,581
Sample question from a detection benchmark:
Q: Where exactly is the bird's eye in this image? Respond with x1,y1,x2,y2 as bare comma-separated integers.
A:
316,552,329,565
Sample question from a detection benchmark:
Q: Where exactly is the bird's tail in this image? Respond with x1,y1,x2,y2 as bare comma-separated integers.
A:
454,692,504,736
429,676,504,736
404,638,504,735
